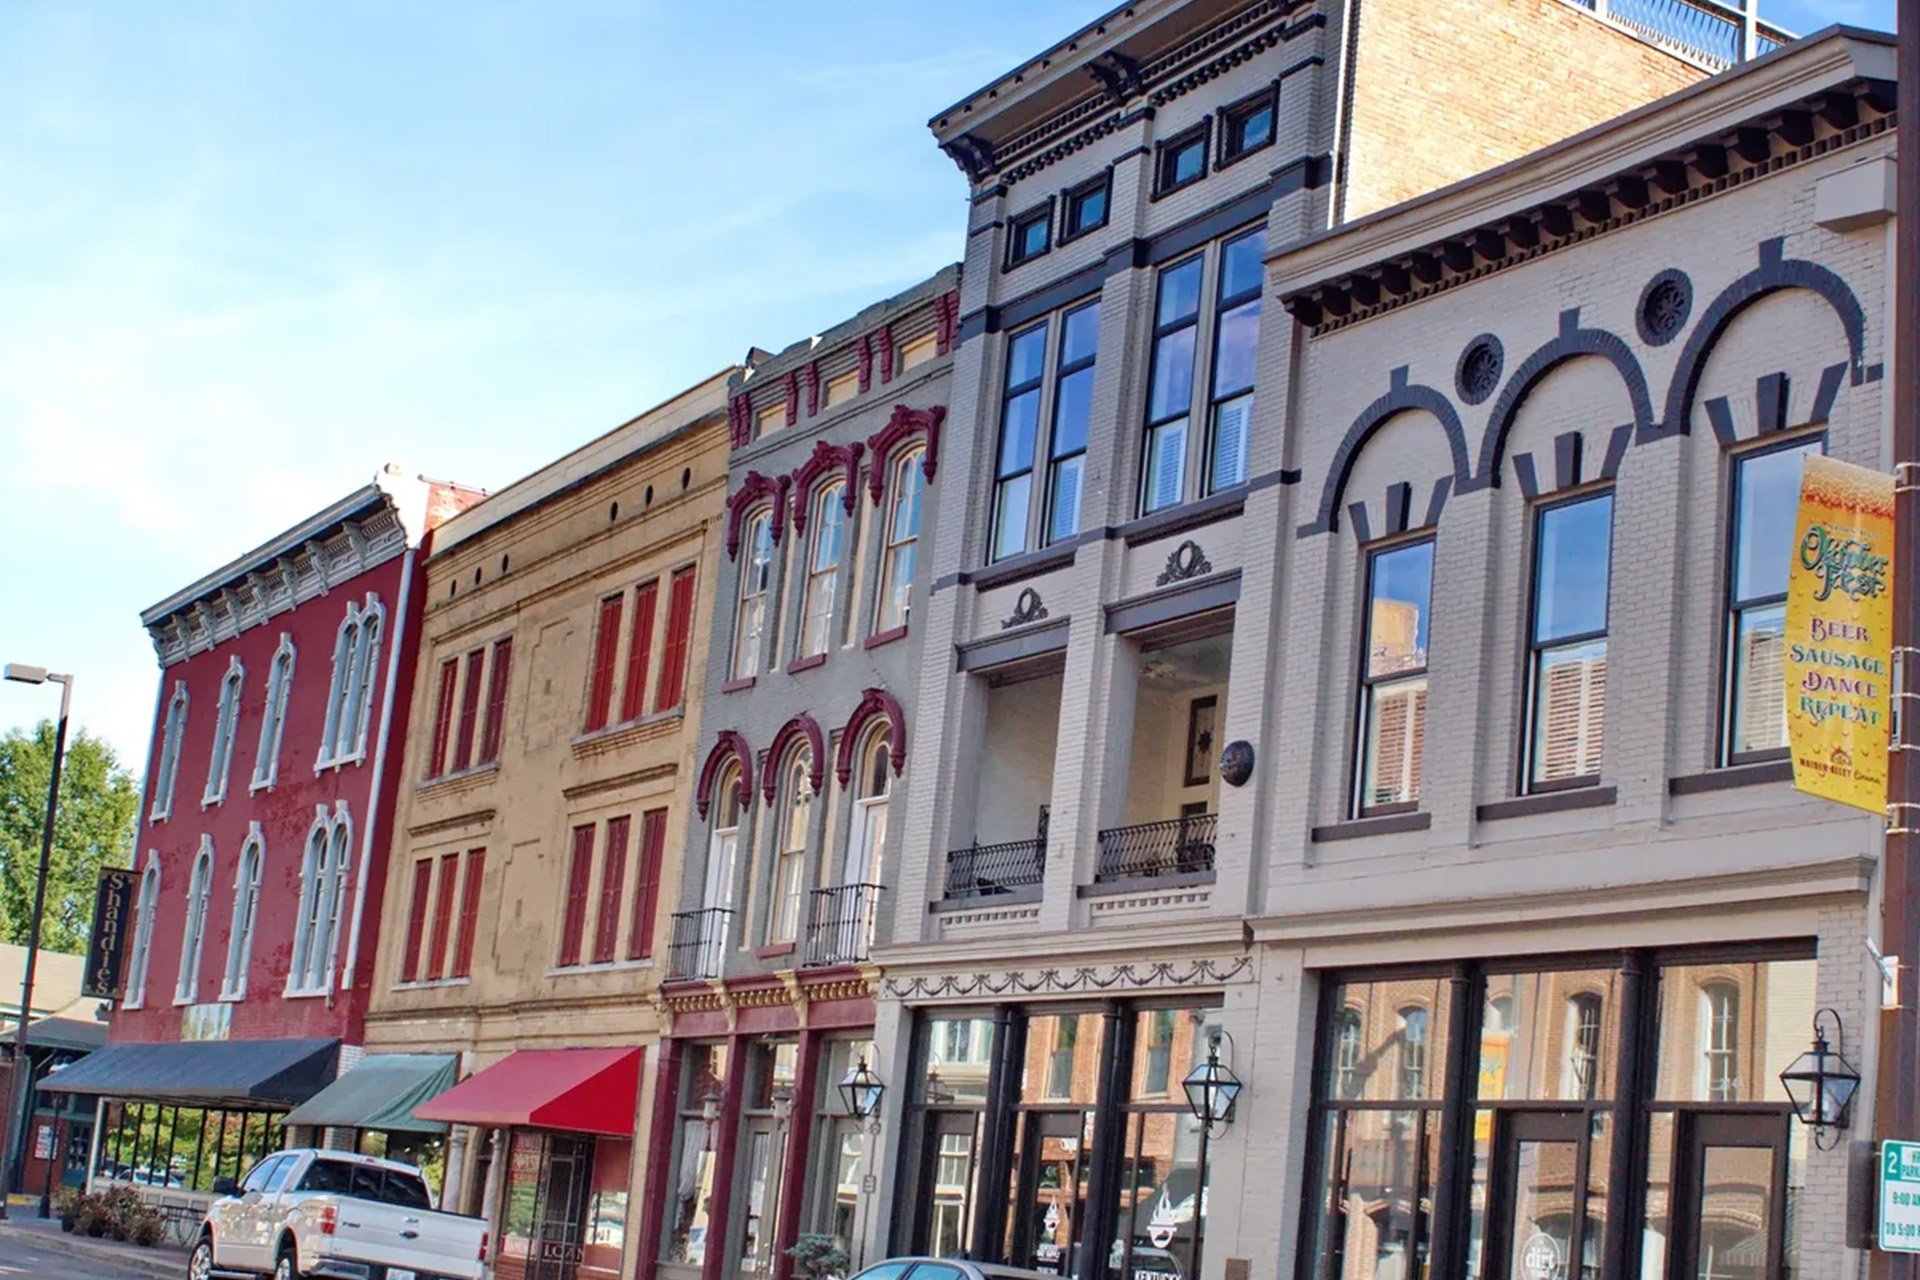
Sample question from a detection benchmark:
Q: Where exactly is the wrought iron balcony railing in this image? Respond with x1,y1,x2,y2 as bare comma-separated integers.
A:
804,882,885,967
1563,0,1789,72
668,907,732,980
944,836,1047,901
1095,813,1217,883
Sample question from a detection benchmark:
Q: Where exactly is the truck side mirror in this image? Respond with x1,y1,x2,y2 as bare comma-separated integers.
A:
212,1176,238,1196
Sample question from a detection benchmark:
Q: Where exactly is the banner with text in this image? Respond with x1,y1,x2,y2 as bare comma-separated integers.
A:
1786,454,1894,813
81,867,138,1000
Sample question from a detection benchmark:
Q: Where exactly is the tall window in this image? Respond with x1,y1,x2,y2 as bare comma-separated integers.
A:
770,753,812,943
320,596,384,766
427,658,458,779
878,451,925,634
1143,260,1203,514
204,657,244,806
656,566,697,711
621,582,660,724
175,842,215,1003
733,512,775,681
451,647,486,772
1143,1009,1177,1094
221,831,263,999
801,484,848,658
992,324,1048,561
479,638,513,765
1046,1015,1078,1098
628,809,668,961
1356,539,1433,815
1398,1007,1428,1098
291,811,351,993
846,729,891,888
151,682,188,822
126,856,160,1007
1701,983,1740,1101
1726,438,1822,761
1046,303,1100,545
1333,1008,1364,1100
1207,230,1263,492
401,858,432,984
586,594,624,733
1562,993,1604,1100
252,636,295,791
427,850,460,979
1527,492,1613,789
559,823,595,968
594,816,631,966
450,849,485,979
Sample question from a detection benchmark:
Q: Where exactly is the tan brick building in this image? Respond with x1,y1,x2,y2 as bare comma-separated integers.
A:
360,371,736,1280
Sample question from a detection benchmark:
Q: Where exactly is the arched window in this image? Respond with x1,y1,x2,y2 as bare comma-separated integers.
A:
800,484,847,659
844,728,892,888
695,764,743,977
878,449,925,634
1562,992,1604,1100
151,682,189,822
1334,1007,1364,1100
290,809,353,993
1398,1007,1428,1099
204,657,245,806
770,750,813,943
221,830,264,999
1700,982,1740,1101
175,841,215,1003
320,596,385,766
252,635,296,791
732,512,775,681
126,855,161,1008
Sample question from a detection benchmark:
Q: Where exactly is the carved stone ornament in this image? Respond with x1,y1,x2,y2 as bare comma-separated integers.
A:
1455,335,1504,406
1156,540,1213,586
883,955,1255,1001
1001,587,1049,630
1219,740,1255,788
1637,269,1693,346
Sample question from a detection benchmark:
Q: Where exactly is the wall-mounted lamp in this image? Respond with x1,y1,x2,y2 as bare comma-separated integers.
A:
1182,1032,1242,1135
840,1057,885,1120
1779,1007,1860,1150
924,1070,956,1106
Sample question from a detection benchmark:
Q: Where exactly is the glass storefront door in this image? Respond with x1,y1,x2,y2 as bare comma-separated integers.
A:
1669,1113,1788,1280
1009,1110,1096,1276
1483,1112,1595,1280
501,1132,595,1280
733,1119,790,1280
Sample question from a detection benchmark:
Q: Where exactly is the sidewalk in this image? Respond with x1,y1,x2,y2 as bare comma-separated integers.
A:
0,1211,189,1280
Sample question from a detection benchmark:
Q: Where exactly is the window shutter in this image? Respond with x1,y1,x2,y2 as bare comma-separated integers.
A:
1213,396,1251,490
620,583,660,724
428,660,458,778
479,638,513,765
450,849,485,979
586,596,624,733
655,568,698,712
401,859,432,983
452,649,486,773
559,825,595,967
594,817,631,965
629,809,668,960
426,852,460,980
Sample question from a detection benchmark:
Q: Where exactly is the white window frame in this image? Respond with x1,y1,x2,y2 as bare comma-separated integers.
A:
288,804,353,995
876,448,925,635
203,656,246,807
318,594,385,769
1699,982,1741,1101
252,635,296,792
174,838,215,1005
150,682,188,823
799,483,847,660
124,852,161,1010
732,512,775,681
769,751,812,944
221,824,264,1000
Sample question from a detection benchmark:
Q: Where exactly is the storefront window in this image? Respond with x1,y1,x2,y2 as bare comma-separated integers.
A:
1112,1008,1217,1280
808,1040,877,1254
96,1103,284,1193
1478,969,1623,1103
664,1043,729,1267
1026,1013,1099,1104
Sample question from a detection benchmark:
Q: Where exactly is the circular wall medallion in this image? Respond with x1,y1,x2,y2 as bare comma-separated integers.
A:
1637,269,1693,346
1455,335,1504,405
1219,740,1255,788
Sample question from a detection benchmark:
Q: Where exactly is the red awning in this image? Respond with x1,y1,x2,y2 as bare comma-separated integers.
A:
413,1048,642,1137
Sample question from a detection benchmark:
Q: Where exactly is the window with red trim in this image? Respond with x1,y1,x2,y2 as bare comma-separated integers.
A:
426,851,459,979
479,639,512,766
400,859,432,983
451,648,485,773
655,567,697,712
427,660,458,778
585,595,624,733
450,849,484,979
620,583,659,724
558,825,595,967
628,809,667,960
594,816,630,965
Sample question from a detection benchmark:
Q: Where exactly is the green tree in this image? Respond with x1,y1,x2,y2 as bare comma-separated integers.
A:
0,720,139,954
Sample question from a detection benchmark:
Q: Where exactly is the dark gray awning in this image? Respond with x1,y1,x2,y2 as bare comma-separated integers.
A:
282,1054,458,1134
39,1038,340,1109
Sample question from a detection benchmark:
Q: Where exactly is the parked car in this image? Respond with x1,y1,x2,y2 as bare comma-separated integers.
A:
851,1259,1061,1280
187,1147,487,1280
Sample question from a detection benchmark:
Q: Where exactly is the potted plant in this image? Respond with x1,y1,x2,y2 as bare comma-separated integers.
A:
127,1204,163,1248
76,1192,108,1238
787,1233,851,1280
52,1186,80,1232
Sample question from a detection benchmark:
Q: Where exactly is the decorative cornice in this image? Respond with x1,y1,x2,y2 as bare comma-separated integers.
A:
762,714,827,803
865,405,945,506
934,291,960,356
804,362,821,418
857,335,875,393
835,687,907,788
878,325,896,385
789,440,864,537
728,393,753,449
783,370,800,428
882,954,1254,1000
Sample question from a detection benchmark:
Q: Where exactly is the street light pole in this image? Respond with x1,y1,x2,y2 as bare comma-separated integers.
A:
0,666,72,1221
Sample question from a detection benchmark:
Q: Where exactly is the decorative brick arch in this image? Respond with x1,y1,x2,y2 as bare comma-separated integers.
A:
762,714,827,803
835,687,907,788
1297,367,1473,538
725,471,790,560
1473,308,1653,486
696,731,755,820
789,441,864,538
866,405,944,506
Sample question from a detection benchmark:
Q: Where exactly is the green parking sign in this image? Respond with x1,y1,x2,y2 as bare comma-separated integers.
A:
1882,1141,1920,1251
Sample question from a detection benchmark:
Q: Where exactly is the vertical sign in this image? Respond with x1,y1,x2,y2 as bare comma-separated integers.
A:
1881,1139,1920,1251
1786,454,1895,813
81,867,138,1000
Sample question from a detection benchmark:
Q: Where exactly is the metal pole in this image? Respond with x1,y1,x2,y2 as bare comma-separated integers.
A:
1879,8,1919,1279
0,675,69,1219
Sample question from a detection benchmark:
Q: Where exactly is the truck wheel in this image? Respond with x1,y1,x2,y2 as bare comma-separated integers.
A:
187,1237,215,1280
274,1243,304,1280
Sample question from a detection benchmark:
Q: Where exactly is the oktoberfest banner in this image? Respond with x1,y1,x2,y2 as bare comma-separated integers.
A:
1786,454,1895,813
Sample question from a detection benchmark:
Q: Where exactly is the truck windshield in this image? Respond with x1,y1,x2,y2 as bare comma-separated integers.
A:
299,1158,434,1209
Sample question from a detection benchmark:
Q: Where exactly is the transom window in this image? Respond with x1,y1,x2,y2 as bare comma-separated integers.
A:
800,483,848,659
732,512,776,681
1355,538,1433,816
1725,436,1822,763
991,300,1102,561
1526,492,1613,790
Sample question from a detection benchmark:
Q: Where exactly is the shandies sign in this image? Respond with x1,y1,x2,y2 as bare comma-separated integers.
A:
1786,454,1894,813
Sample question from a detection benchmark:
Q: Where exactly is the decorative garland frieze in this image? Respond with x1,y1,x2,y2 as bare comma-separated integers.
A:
883,954,1254,1001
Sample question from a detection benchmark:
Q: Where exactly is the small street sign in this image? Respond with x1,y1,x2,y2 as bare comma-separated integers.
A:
1880,1140,1920,1251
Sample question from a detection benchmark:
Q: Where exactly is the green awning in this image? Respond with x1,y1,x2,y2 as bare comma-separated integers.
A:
282,1054,459,1134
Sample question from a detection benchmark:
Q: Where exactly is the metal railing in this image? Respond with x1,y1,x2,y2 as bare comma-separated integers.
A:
1095,813,1218,883
1564,0,1791,71
668,907,732,980
804,882,885,967
944,836,1048,900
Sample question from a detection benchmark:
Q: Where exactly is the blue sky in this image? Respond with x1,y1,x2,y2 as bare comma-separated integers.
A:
0,0,1893,773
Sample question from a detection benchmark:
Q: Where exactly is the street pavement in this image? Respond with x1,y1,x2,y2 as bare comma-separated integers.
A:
0,1231,176,1279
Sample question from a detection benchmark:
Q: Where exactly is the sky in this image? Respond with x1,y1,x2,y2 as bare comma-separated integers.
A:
0,0,1896,777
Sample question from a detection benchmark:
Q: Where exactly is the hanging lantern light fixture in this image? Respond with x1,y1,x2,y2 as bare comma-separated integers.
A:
1778,1008,1860,1150
1182,1032,1243,1134
839,1056,886,1120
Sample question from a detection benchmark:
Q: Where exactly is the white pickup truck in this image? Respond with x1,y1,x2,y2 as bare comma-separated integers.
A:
187,1147,487,1280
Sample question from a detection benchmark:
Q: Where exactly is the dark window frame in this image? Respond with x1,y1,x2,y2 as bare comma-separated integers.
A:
1058,170,1113,245
1138,253,1206,517
1152,118,1213,200
1202,226,1265,496
1216,82,1280,170
1041,300,1101,548
990,321,1051,563
1521,485,1616,795
1351,533,1435,819
1005,198,1056,270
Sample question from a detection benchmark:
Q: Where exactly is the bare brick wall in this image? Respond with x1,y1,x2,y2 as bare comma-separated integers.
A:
1342,0,1703,220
